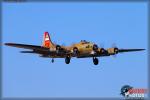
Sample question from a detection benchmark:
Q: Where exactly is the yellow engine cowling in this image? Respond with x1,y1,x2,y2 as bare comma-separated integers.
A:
107,48,118,54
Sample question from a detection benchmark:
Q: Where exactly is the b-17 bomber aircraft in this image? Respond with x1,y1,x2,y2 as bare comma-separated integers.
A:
5,32,145,65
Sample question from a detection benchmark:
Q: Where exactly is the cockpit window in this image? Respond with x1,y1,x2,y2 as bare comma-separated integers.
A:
80,40,89,43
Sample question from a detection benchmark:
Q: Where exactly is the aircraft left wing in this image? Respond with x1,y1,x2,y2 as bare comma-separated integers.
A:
77,48,145,58
118,49,145,53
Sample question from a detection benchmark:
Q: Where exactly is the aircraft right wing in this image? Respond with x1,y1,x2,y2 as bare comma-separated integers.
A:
5,43,49,50
5,43,70,57
5,43,51,54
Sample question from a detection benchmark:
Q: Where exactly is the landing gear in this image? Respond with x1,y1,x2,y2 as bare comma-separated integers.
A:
51,58,54,63
93,57,99,65
65,56,71,64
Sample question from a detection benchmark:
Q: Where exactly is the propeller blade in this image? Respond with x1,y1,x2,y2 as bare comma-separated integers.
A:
98,43,104,48
112,43,117,48
62,43,66,46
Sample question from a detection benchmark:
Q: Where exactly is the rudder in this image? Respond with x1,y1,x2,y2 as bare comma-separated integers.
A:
42,32,54,48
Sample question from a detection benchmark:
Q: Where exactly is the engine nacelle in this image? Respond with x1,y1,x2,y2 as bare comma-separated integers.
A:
93,44,98,51
107,48,118,54
72,47,79,55
98,48,105,53
56,45,62,53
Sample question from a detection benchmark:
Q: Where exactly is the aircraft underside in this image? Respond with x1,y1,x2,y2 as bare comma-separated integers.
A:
43,55,99,65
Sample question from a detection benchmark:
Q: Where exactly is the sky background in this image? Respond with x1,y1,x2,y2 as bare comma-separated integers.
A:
2,2,148,98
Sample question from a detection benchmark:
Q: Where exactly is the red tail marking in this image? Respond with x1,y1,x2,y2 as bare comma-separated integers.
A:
43,32,53,48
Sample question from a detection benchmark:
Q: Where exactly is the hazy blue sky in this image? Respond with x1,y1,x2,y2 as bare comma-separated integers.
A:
2,2,148,98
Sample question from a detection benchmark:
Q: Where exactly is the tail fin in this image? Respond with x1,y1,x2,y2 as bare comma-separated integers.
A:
42,32,54,48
